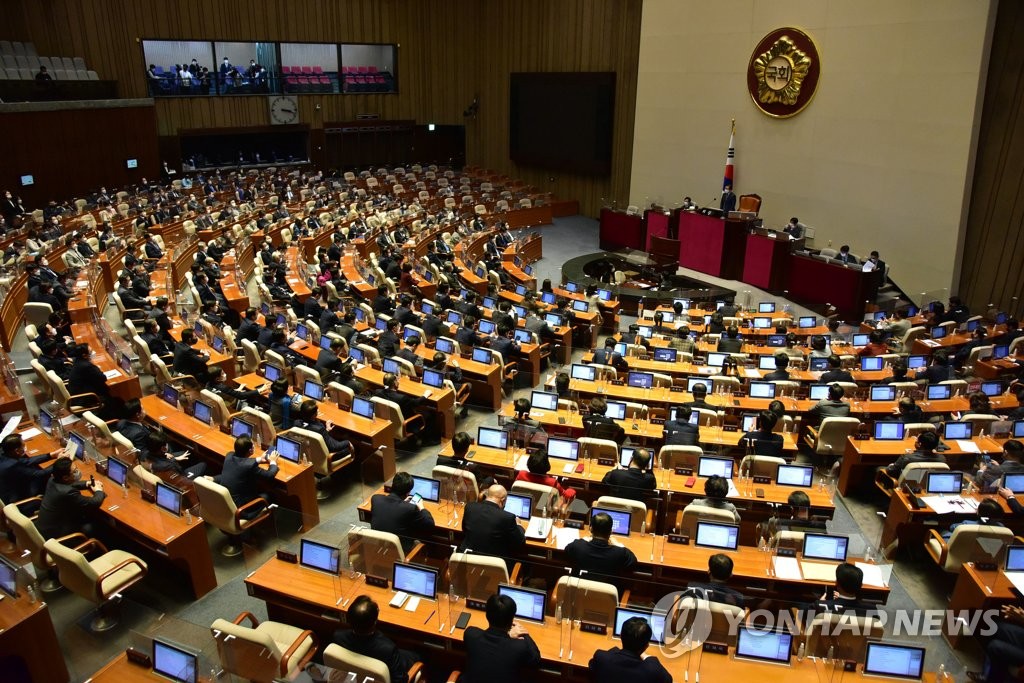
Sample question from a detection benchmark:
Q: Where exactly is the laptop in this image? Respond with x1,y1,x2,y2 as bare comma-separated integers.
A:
106,456,129,486
155,483,183,516
192,400,214,425
749,381,776,399
300,538,341,574
393,562,438,600
694,521,739,550
571,363,596,381
873,422,905,440
863,643,925,680
591,506,631,536
734,627,792,666
352,396,375,419
776,464,814,487
925,471,963,494
478,426,508,449
870,385,896,401
275,434,303,463
497,584,546,622
943,422,972,440
0,556,17,598
861,356,884,371
548,436,580,461
614,607,667,644
410,475,441,502
422,368,445,388
698,456,734,479
152,639,199,683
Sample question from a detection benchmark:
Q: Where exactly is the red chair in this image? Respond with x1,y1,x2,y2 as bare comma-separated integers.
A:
281,66,291,75
301,65,313,75
312,65,323,74
357,66,368,74
367,65,378,73
285,75,298,92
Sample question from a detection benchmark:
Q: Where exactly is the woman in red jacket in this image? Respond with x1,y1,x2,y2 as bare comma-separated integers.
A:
514,450,576,514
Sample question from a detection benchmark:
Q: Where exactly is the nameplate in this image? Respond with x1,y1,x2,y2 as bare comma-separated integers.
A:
853,433,872,440
460,352,473,360
365,575,389,588
722,425,737,432
669,386,685,393
975,562,997,572
597,458,615,467
141,488,156,503
564,519,584,530
674,467,693,476
580,621,607,635
702,641,729,655
125,648,152,667
776,547,797,558
409,376,421,383
667,534,689,545
650,418,665,425
96,460,108,476
610,380,624,386
276,549,298,564
753,476,771,485
844,661,858,672
466,598,487,611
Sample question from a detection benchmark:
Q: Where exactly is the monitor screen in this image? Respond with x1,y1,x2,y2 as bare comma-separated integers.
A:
777,465,814,487
653,347,677,363
548,436,580,461
39,408,54,435
420,301,434,315
660,311,676,324
446,311,462,325
861,356,884,371
1014,421,1024,439
591,506,631,536
943,422,972,440
478,319,496,335
799,316,817,328
613,607,667,643
809,357,829,371
275,435,302,463
392,562,438,600
758,302,776,313
515,284,527,296
753,317,771,329
162,384,180,407
0,556,16,598
352,396,375,419
981,381,1003,397
302,380,325,401
318,334,335,351
572,299,589,312
513,305,527,318
152,639,198,683
706,352,728,367
192,400,213,425
295,323,308,340
907,355,928,369
734,628,792,665
694,521,739,550
477,426,508,450
513,329,532,344
544,313,563,327
595,288,610,301
230,417,254,438
931,326,948,339
802,533,849,562
1005,474,1024,495
874,422,905,440
472,348,492,364
435,337,455,354
504,492,532,520
571,363,596,381
605,400,626,420
403,328,419,342
863,643,925,681
926,471,963,494
808,384,830,401
758,355,777,370
1006,545,1024,571
565,281,578,293
741,414,757,432
850,333,869,346
749,381,776,399
68,432,86,460
698,456,734,479
422,368,444,388
107,457,129,486
626,372,653,389
119,353,133,375
531,391,558,411
994,345,1010,360
482,296,495,309
349,347,365,363
687,377,713,393
870,385,896,402
20,174,34,186
382,358,400,375
264,363,283,381
498,584,547,622
540,292,556,305
374,318,387,331
410,476,441,502
300,539,341,574
155,482,182,515
636,325,653,339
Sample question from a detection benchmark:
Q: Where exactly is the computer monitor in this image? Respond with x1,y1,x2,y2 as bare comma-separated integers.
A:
605,401,627,420
591,506,632,536
472,348,492,364
295,323,308,341
734,627,792,665
544,313,564,327
39,407,54,436
565,281,579,293
504,492,532,520
653,347,677,363
874,422,905,440
687,377,713,394
119,352,133,375
749,381,776,399
777,465,814,487
275,435,302,463
352,396,375,419
852,334,870,346
530,391,558,411
320,333,334,350
861,356,884,371
694,521,740,550
706,352,728,367
572,299,589,313
300,538,341,574
302,380,325,402
354,307,365,322
161,384,180,407
1005,474,1024,495
106,457,129,486
523,265,534,276
547,436,580,461
799,316,817,328
374,318,388,331
931,326,948,339
152,639,199,683
477,426,508,450
571,363,596,381
403,328,419,342
809,384,830,400
497,584,546,623
674,298,691,310
513,305,527,318
994,345,1010,360
392,562,438,600
68,432,86,460
1014,421,1024,439
0,556,17,598
802,533,849,562
741,414,758,432
422,368,444,388
753,317,772,329
420,301,434,315
907,355,928,369
943,421,972,440
1006,545,1024,571
155,483,183,515
541,292,556,305
263,363,283,381
192,400,213,425
758,302,776,313
515,284,527,296
925,471,963,494
809,357,829,371
698,456,734,479
478,319,496,335
613,607,667,643
627,372,654,389
435,337,455,354
597,288,612,301
981,381,1003,397
636,325,653,339
766,335,786,348
758,355,778,371
228,417,255,440
513,329,532,344
446,311,462,325
870,385,896,402
382,358,401,375
482,296,496,309
863,643,925,681
349,347,365,363
410,475,441,502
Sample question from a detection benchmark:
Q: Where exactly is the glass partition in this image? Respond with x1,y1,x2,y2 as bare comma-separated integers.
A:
142,40,215,97
340,44,397,93
281,43,338,94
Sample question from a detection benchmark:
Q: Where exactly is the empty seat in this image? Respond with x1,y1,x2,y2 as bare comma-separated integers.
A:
86,70,98,80
76,69,89,80
72,56,86,70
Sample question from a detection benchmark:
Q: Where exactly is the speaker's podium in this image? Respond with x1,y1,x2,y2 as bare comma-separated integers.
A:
742,227,796,292
673,208,752,280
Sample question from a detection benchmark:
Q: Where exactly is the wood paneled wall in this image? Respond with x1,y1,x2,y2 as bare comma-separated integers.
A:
959,0,1024,315
4,0,642,216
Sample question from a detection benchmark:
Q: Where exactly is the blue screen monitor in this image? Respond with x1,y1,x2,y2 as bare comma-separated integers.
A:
152,639,198,683
422,368,444,388
497,584,546,622
547,436,580,461
943,421,972,440
300,539,340,574
808,384,830,400
614,607,667,644
994,345,1010,359
155,483,183,515
477,426,508,449
927,384,952,400
758,302,776,313
931,326,947,339
472,348,492,364
571,363,596,381
695,521,739,551
106,457,129,486
162,384,180,407
302,380,325,401
230,417,255,438
572,299,589,312
870,385,896,401
263,363,283,381
802,533,849,561
698,456,734,479
192,400,213,425
735,628,793,665
349,347,365,363
541,292,556,305
748,381,776,399
382,358,400,375
392,562,438,600
435,337,455,354
753,317,772,329
907,355,928,369
626,372,653,389
275,435,302,463
980,381,1003,397
799,316,817,328
852,334,870,346
653,347,677,363
591,506,631,536
861,356,884,371
863,643,925,681
597,288,612,301
352,396,375,419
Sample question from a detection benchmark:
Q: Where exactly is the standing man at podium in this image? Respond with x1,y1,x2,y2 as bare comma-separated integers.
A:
720,184,737,214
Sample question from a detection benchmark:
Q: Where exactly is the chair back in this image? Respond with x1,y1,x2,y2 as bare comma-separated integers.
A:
578,437,618,461
4,503,49,572
737,194,762,214
677,596,746,645
323,644,392,683
326,381,355,409
594,495,648,532
199,389,232,426
449,551,510,603
739,455,786,479
813,417,861,454
694,408,721,427
371,396,411,438
898,461,949,487
42,538,98,603
941,524,1015,573
210,618,282,683
805,612,883,660
680,504,738,537
241,339,262,373
659,445,703,470
194,477,242,535
432,465,480,503
242,407,277,446
347,528,405,579
903,422,936,438
29,359,51,400
554,576,619,626
510,481,558,513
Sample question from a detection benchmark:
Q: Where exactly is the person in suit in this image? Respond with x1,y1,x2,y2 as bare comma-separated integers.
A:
332,595,422,683
820,355,856,384
214,436,278,518
884,431,943,479
741,411,784,458
144,234,163,259
682,553,746,607
114,399,158,459
374,372,427,427
592,337,627,371
396,335,424,372
378,319,401,358
589,616,673,683
369,471,435,552
763,353,791,381
565,511,637,592
602,448,657,501
490,323,520,363
862,250,885,274
460,484,526,566
807,383,851,427
688,475,741,523
68,343,121,418
293,400,353,457
316,337,348,377
36,457,106,539
237,308,262,344
720,184,736,214
37,339,71,381
716,326,743,353
663,405,699,446
817,563,873,616
456,316,484,349
684,383,715,412
146,431,206,482
173,329,210,382
462,593,541,683
0,434,56,505
835,244,857,265
914,350,955,384
372,285,394,315
582,396,626,444
783,217,805,239
976,440,1024,492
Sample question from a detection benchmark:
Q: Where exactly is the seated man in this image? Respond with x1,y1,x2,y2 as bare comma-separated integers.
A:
463,593,541,683
460,484,526,567
684,383,714,412
214,436,278,518
681,553,745,606
332,595,422,683
740,411,784,457
589,616,672,683
663,405,699,446
942,498,1003,540
818,562,872,616
370,471,435,552
36,457,106,539
763,353,790,381
565,511,637,592
0,434,57,506
716,326,743,353
146,431,206,481
293,400,353,457
883,430,942,480
819,355,855,384
583,396,625,445
807,383,851,427
976,440,1024,492
592,337,628,371
687,475,740,524
173,329,210,382
601,448,656,502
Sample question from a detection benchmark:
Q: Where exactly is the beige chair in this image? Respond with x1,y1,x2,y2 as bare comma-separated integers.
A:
939,379,969,396
199,389,232,427
211,612,316,683
47,369,101,416
432,465,479,503
323,644,424,683
194,476,273,557
659,445,703,470
23,302,53,327
372,396,425,444
739,454,786,479
347,528,422,580
963,414,1000,435
510,480,559,513
449,551,520,604
679,504,739,536
242,407,277,447
804,417,860,460
29,359,52,401
553,575,621,626
241,339,262,373
900,326,927,349
287,426,353,499
132,463,163,491
799,612,883,661
694,408,722,427
677,596,746,646
903,422,937,438
43,537,147,631
709,375,741,394
594,495,650,533
4,502,68,592
579,437,619,462
925,524,1015,574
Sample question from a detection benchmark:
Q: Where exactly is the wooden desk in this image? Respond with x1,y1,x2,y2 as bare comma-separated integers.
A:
353,366,457,439
879,489,1019,557
70,322,143,401
140,395,320,530
167,319,237,380
0,593,69,683
944,562,1017,648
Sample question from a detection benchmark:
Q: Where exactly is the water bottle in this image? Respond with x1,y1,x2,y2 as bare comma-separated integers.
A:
184,508,193,525
826,645,834,662
26,583,37,604
796,642,806,663
938,664,946,682
555,603,563,624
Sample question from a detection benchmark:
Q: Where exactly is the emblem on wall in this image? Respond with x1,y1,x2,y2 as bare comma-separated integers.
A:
747,28,820,118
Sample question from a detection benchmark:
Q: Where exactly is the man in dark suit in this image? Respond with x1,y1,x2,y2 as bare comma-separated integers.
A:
372,285,394,316
456,316,484,349
144,234,163,259
316,337,348,377
293,400,352,457
716,326,743,353
582,396,625,445
377,319,401,358
115,399,156,459
396,335,424,371
740,411,784,457
565,512,637,592
36,458,107,539
490,323,520,362
215,436,278,518
0,434,56,505
589,616,672,683
682,553,746,607
763,353,791,381
370,472,435,552
237,308,262,344
663,405,699,446
601,448,657,501
333,595,422,683
68,343,117,417
37,339,71,381
460,484,526,566
885,431,943,479
173,329,210,381
684,383,715,412
592,336,627,371
807,383,851,427
720,184,736,213
462,593,541,683
820,354,856,384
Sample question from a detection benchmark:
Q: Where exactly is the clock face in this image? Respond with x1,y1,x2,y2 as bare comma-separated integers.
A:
269,96,298,125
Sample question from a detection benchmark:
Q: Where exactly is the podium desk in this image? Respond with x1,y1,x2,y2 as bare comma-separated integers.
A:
643,208,671,249
676,212,749,280
786,254,879,320
598,208,644,251
742,229,793,291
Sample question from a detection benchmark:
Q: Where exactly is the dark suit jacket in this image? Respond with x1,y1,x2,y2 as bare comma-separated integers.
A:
583,414,625,444
588,647,672,683
663,419,699,446
173,341,208,378
294,418,351,455
69,358,109,398
601,468,656,501
683,580,745,607
332,630,418,683
807,399,851,426
460,500,525,562
717,337,743,353
215,454,278,508
0,453,52,502
740,430,784,457
115,420,153,459
462,627,541,683
370,492,435,552
36,479,107,539
565,537,637,591
820,369,856,384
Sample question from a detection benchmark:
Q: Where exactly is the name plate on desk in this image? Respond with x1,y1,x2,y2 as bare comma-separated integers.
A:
853,433,872,440
276,549,298,564
580,621,607,636
466,598,487,611
776,547,797,558
564,519,584,530
651,418,665,425
125,648,152,667
141,488,156,503
702,641,729,655
669,386,685,393
610,380,624,386
723,425,737,432
674,467,694,476
667,534,689,545
597,458,615,467
753,476,771,485
366,575,389,588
